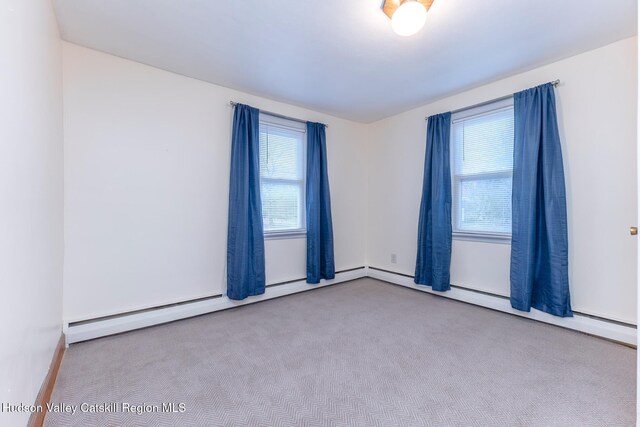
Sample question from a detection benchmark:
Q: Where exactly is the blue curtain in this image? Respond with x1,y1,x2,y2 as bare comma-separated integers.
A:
510,83,572,317
306,122,335,283
415,113,452,291
226,104,266,300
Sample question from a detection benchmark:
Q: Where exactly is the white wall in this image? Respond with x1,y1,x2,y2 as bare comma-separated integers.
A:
63,36,636,325
636,7,639,422
368,37,638,324
62,42,368,322
0,0,64,426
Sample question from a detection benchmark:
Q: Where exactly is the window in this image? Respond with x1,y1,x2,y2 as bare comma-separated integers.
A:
451,98,514,241
259,114,306,236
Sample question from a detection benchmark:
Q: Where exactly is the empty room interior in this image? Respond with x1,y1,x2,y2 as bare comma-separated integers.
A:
2,0,640,426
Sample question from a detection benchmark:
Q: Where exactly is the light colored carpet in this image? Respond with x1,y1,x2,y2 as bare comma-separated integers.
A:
45,278,636,426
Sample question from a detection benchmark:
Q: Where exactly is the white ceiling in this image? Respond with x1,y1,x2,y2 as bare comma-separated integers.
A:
53,0,637,123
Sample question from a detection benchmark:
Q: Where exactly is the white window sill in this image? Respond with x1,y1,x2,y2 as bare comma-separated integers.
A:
264,230,307,240
453,231,511,244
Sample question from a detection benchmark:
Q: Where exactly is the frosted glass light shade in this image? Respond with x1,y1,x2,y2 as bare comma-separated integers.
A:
391,1,427,37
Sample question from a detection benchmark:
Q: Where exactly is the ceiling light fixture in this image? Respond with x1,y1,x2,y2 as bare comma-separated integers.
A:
383,0,433,37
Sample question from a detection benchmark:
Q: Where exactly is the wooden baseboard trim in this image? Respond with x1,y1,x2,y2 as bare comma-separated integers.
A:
27,334,65,427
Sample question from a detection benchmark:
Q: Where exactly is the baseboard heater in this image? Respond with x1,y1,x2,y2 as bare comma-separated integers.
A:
367,266,637,346
65,265,636,347
64,267,367,345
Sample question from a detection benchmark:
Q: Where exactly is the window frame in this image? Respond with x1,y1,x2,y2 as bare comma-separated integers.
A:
258,114,307,239
450,97,514,244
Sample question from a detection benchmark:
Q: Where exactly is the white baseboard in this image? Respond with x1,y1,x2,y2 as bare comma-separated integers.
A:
368,268,637,346
64,268,367,345
65,266,636,346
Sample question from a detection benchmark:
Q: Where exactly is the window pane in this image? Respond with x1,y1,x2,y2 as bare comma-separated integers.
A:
259,126,303,180
258,116,306,235
261,181,301,232
456,177,512,234
452,103,514,236
453,108,514,176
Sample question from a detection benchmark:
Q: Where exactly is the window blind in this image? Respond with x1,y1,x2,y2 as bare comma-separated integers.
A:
259,118,306,233
452,102,514,236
